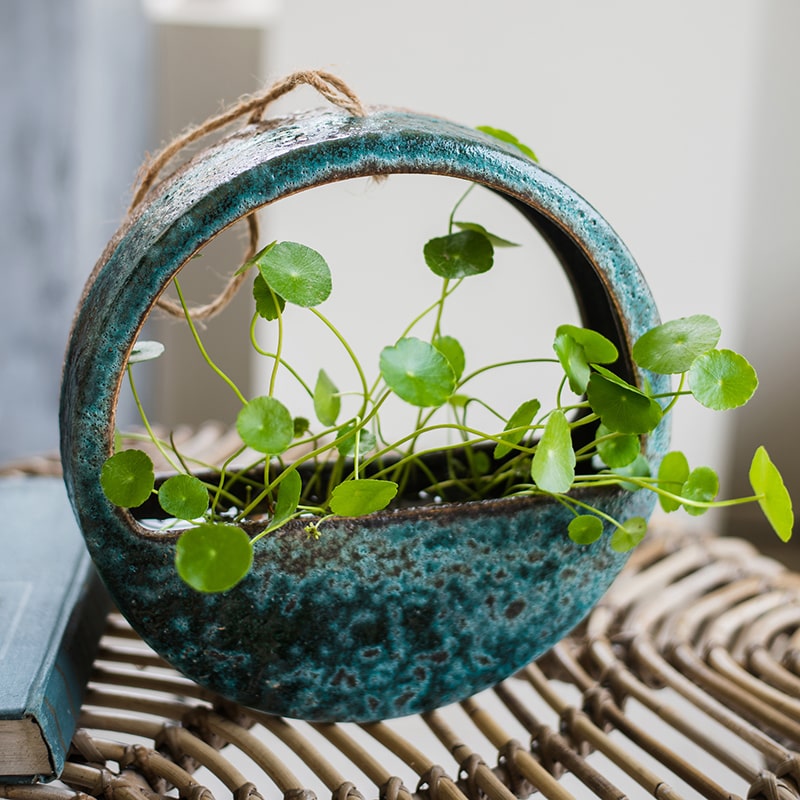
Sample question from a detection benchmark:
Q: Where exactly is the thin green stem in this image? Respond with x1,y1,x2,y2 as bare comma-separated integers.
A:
309,307,369,418
174,278,247,405
249,313,314,399
126,366,180,472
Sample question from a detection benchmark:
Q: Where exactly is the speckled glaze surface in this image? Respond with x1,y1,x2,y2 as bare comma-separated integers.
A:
60,108,670,722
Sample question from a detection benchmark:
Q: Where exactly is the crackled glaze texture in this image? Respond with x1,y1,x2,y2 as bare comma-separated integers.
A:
60,108,670,721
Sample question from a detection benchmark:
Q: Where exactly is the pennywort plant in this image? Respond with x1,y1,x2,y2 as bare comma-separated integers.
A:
100,138,794,594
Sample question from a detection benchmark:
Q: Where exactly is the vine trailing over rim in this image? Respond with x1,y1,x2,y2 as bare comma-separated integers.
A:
99,130,794,594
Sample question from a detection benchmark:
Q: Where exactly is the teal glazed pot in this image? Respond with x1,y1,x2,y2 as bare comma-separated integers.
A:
60,108,670,722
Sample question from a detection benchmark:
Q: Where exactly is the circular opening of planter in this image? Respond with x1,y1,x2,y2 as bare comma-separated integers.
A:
60,106,669,722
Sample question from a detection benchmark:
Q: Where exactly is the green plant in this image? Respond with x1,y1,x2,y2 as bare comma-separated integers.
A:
100,135,794,594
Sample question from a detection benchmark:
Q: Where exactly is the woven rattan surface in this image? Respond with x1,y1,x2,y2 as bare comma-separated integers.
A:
3,431,800,799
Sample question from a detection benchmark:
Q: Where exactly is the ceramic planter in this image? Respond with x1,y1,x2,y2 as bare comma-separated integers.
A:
60,108,670,722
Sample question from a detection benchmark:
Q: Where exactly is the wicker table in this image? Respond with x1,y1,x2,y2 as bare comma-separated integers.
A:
2,437,799,800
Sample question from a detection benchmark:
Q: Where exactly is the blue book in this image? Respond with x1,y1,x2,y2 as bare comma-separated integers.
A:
0,477,110,783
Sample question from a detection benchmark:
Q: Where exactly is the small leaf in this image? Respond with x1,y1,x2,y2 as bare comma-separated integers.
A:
293,416,311,437
423,230,494,279
235,240,277,275
313,369,341,427
453,221,520,248
273,468,302,525
610,518,648,552
256,241,332,307
158,474,209,520
595,423,640,468
681,466,719,516
557,325,618,364
633,315,721,374
100,449,155,508
448,394,470,409
433,335,466,381
380,337,456,407
568,515,604,545
175,523,253,593
129,340,165,364
657,451,690,512
494,398,541,459
476,126,538,161
688,349,758,410
554,327,618,396
336,421,377,458
329,479,399,516
253,274,286,320
749,446,794,542
531,410,575,493
553,331,590,395
237,396,294,455
587,371,663,434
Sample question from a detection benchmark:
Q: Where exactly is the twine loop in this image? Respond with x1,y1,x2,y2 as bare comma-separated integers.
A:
131,70,367,321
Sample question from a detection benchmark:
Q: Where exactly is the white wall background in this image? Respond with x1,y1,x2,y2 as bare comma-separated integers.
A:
262,0,799,545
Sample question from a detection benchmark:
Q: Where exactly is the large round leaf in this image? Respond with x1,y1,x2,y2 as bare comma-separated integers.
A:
100,449,155,508
175,523,253,593
379,337,456,407
632,315,721,374
423,230,493,279
237,396,294,454
688,349,758,410
256,241,332,307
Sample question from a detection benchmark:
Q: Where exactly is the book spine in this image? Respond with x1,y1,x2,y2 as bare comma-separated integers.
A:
23,559,109,782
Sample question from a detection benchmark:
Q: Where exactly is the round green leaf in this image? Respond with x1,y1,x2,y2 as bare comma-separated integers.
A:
423,230,494,279
314,369,341,427
293,416,311,437
256,241,332,307
158,474,209,520
688,349,758,410
568,515,604,545
237,396,294,455
610,517,648,552
494,398,541,459
380,337,456,407
657,451,690,512
595,423,640,468
531,410,575,494
681,466,719,516
587,372,663,434
273,468,302,525
749,446,794,542
433,335,466,381
100,449,155,508
454,221,520,248
175,523,253,593
633,315,721,374
252,274,286,320
129,340,165,364
329,479,399,517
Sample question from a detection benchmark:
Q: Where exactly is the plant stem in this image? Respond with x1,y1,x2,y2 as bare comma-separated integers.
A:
174,278,247,405
126,366,180,472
